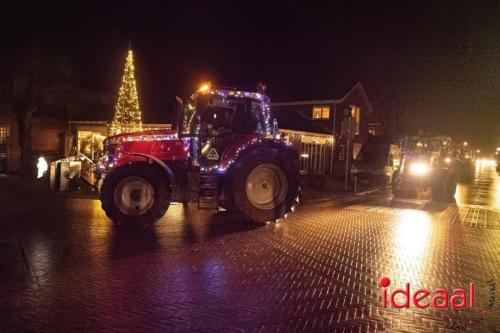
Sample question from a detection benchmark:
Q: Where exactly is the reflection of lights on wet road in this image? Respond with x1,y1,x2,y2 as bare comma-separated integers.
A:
201,258,227,297
394,210,432,264
455,182,471,206
472,165,500,209
31,235,53,275
491,168,500,210
391,209,432,282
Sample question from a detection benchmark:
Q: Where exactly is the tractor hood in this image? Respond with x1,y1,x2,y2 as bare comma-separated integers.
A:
103,128,189,168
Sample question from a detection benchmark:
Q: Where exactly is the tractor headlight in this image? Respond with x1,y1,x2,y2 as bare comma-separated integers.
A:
409,162,429,176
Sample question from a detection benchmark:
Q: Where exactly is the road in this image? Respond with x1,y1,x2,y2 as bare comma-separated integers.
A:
1,164,499,332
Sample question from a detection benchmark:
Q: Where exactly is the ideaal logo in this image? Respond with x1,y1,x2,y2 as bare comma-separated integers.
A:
379,277,496,330
379,277,474,308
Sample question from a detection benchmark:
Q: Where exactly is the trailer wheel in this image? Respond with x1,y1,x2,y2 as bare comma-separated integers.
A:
100,164,171,226
231,150,299,224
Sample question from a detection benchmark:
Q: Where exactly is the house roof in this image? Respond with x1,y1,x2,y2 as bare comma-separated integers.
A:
270,82,374,135
272,107,334,135
272,82,374,114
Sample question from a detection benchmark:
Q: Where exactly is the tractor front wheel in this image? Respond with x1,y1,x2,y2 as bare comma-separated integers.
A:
100,164,171,226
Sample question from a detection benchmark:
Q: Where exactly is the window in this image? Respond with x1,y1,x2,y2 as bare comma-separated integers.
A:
0,125,10,144
0,125,9,173
350,106,361,134
229,102,248,134
202,101,248,135
77,130,106,160
312,106,330,119
251,102,266,135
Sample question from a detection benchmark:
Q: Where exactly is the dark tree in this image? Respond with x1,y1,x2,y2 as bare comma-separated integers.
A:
14,61,47,177
11,44,110,177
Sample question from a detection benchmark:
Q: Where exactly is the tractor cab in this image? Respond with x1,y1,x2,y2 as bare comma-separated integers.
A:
180,85,273,171
404,136,453,166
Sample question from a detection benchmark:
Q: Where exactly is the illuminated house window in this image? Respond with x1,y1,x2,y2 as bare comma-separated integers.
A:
77,130,106,160
350,106,361,134
0,124,9,173
0,125,10,144
312,106,330,119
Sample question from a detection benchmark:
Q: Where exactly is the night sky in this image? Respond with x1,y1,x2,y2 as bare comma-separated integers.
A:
1,1,500,150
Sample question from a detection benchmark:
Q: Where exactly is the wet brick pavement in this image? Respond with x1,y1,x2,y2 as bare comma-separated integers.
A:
0,166,499,332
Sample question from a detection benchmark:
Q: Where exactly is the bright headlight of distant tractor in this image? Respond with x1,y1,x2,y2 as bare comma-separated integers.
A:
409,162,429,176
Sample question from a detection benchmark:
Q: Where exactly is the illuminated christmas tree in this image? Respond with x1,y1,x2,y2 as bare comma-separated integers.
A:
110,47,143,135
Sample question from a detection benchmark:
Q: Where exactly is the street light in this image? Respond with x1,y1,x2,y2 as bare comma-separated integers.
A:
463,141,468,146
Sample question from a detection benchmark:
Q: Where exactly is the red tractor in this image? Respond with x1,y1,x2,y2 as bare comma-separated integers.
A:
99,85,301,225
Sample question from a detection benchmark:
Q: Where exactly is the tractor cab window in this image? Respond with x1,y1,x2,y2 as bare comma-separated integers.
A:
186,96,267,136
251,102,266,135
201,106,234,136
229,101,248,133
201,100,248,136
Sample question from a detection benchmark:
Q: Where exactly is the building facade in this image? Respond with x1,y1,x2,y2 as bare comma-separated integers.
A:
273,82,375,176
0,116,171,174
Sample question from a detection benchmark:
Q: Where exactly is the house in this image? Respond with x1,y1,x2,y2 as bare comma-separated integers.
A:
0,72,171,174
273,82,375,176
0,116,171,175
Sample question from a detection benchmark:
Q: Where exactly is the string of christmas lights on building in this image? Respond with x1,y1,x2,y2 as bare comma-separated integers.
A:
280,129,335,145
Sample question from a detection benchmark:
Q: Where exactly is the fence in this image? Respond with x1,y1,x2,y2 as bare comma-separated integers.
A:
280,129,334,174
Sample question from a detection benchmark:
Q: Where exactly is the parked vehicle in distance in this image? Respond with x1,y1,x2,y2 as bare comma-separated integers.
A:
98,84,301,226
392,136,458,202
352,136,401,189
454,143,475,183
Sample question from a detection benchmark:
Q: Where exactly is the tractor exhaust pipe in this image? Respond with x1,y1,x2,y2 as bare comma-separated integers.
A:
174,96,184,134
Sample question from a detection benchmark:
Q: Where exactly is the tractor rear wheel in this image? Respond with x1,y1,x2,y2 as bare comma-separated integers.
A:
230,150,299,224
445,172,457,200
100,164,171,226
392,171,404,198
432,172,456,203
